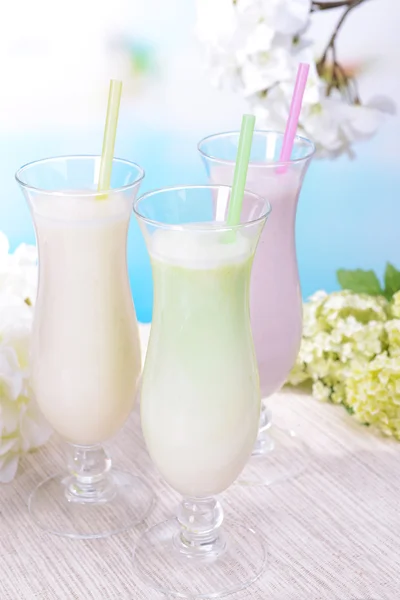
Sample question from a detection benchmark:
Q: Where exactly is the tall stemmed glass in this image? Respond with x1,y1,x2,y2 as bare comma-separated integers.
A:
16,156,154,538
198,132,315,486
133,185,270,598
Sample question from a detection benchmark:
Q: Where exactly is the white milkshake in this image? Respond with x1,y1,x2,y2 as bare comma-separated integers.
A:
141,227,260,498
31,194,141,446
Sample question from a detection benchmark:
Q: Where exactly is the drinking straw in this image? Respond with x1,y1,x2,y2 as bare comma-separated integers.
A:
279,63,309,164
226,113,256,226
97,79,123,194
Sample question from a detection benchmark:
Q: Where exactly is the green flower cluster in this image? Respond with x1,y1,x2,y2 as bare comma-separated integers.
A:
287,290,400,440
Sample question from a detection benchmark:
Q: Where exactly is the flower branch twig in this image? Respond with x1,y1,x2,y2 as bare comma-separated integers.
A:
318,0,369,67
311,0,369,11
317,0,370,102
197,0,392,158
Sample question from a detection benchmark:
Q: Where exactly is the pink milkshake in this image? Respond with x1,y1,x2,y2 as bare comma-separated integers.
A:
198,131,315,485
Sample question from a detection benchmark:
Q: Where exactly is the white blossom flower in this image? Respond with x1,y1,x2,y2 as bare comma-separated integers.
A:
251,80,391,158
241,40,294,97
196,0,394,158
0,233,51,483
237,0,312,37
196,0,302,90
299,96,388,158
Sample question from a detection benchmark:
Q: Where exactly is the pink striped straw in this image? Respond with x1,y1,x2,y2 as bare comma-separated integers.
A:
279,62,310,164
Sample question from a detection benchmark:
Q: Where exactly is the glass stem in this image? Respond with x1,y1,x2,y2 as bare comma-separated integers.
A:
176,497,225,558
253,403,275,455
65,443,115,503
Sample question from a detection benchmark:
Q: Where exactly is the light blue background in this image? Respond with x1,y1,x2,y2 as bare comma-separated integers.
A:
2,124,399,323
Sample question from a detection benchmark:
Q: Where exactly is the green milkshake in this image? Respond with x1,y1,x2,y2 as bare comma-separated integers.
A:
140,227,261,498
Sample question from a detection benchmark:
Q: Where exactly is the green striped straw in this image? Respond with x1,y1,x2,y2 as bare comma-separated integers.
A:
97,79,123,196
226,113,256,226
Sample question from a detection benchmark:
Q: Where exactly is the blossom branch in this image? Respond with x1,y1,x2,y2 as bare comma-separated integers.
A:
318,0,369,65
197,0,390,157
311,0,367,10
317,0,370,101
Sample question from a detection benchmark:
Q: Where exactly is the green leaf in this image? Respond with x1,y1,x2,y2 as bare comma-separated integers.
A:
384,262,400,299
336,269,383,296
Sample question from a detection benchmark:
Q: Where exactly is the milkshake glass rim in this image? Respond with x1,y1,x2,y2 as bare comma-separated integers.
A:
198,130,315,167
133,184,271,232
15,155,145,198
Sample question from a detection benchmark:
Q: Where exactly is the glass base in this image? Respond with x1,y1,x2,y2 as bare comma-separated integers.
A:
238,424,308,487
29,470,154,539
133,518,266,598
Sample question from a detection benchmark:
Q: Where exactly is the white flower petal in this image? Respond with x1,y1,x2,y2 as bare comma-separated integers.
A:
0,232,49,481
343,103,383,138
0,399,21,434
10,243,37,267
1,322,31,369
0,346,24,401
0,436,18,456
270,0,312,35
242,44,293,96
1,266,38,301
243,22,275,55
